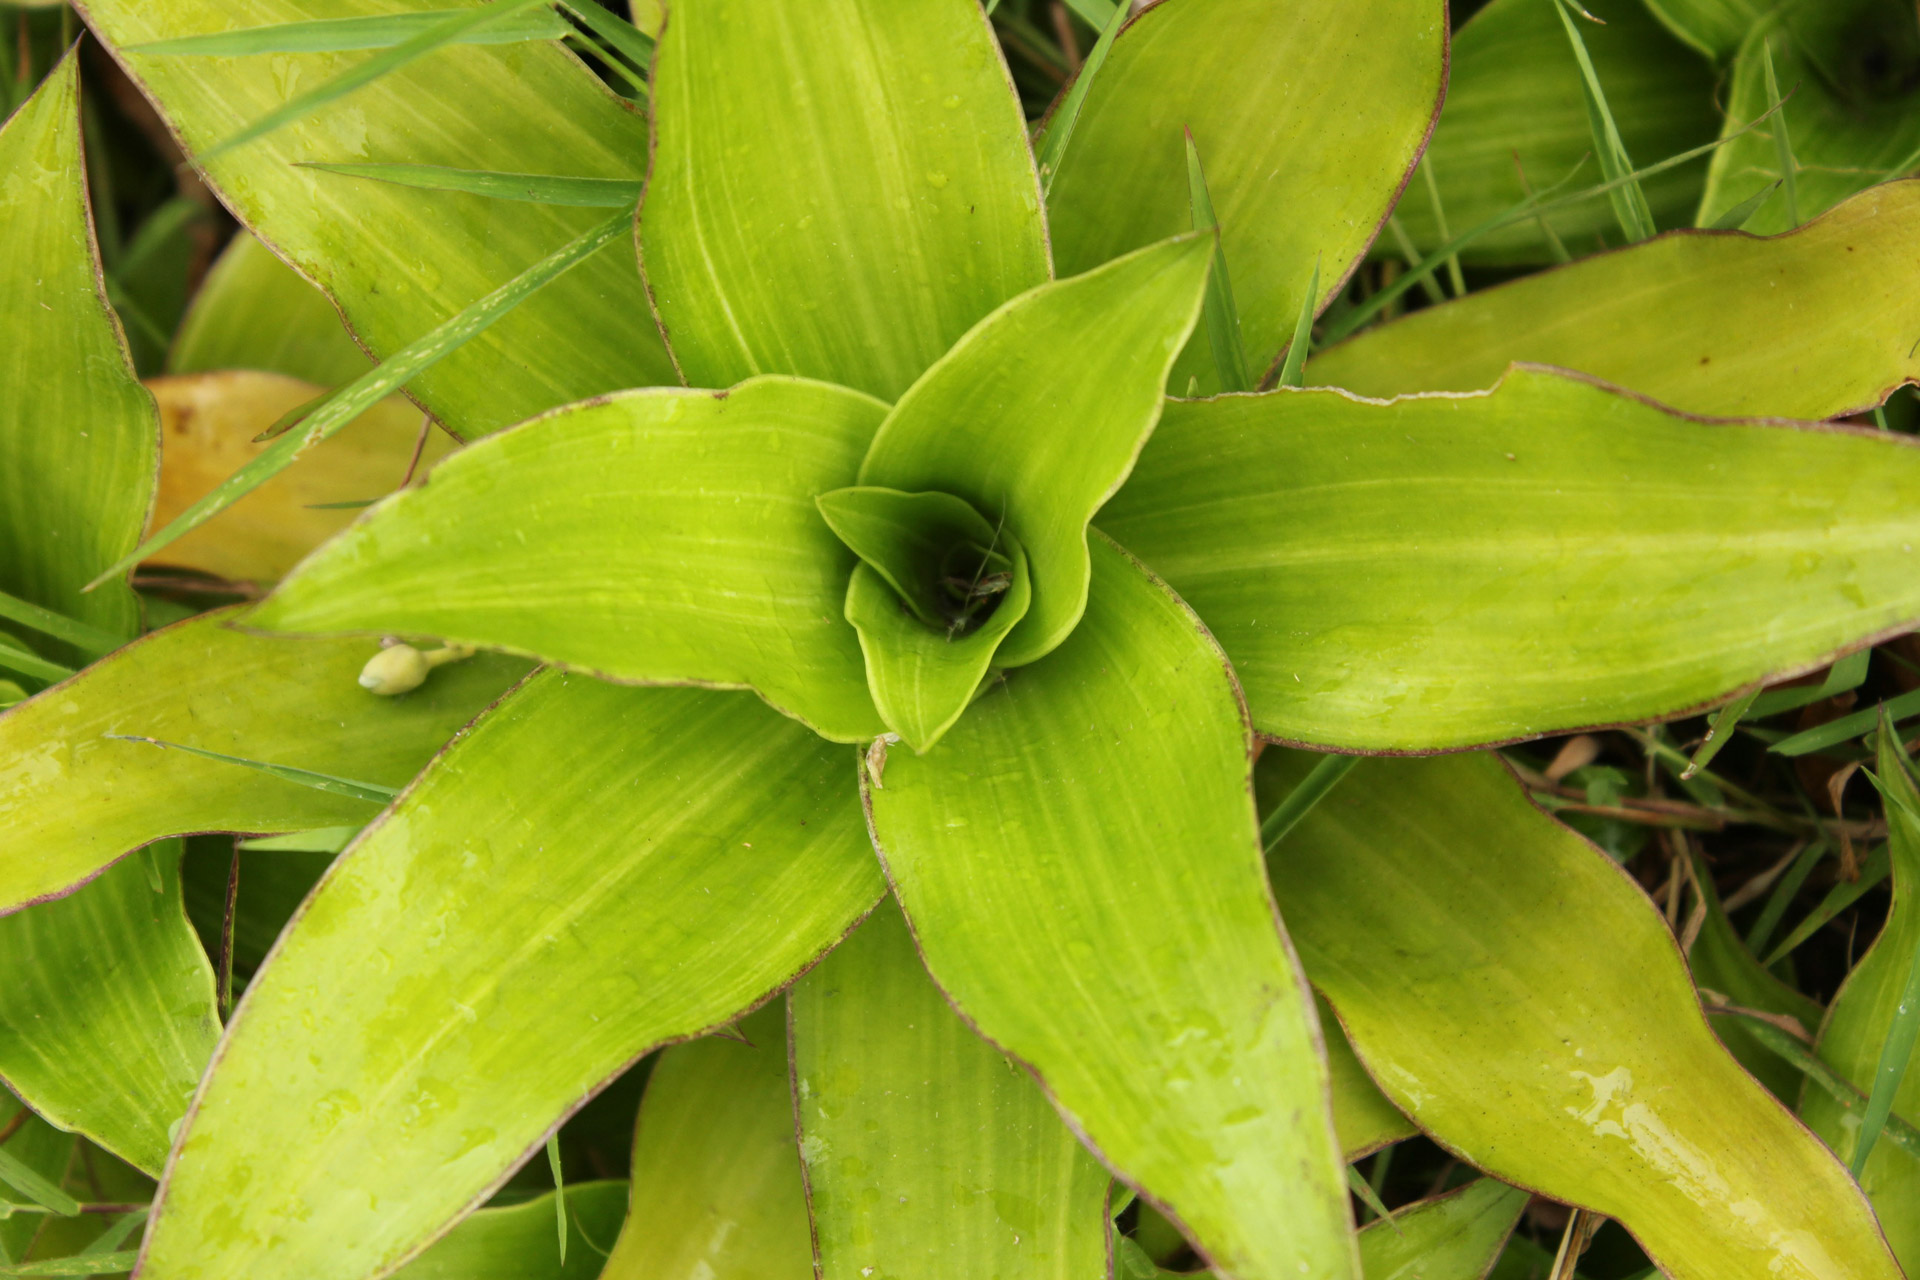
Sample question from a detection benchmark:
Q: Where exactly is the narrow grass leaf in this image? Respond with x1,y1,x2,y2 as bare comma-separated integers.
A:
90,207,630,586
1853,932,1920,1174
1262,753,1359,850
0,638,73,684
1763,845,1892,967
544,1133,566,1266
1760,40,1799,229
0,1254,140,1277
1750,650,1870,717
1033,0,1129,196
0,592,119,657
202,0,549,159
1746,840,1828,955
1684,687,1760,779
1276,255,1321,389
1345,1166,1395,1228
127,9,569,56
1552,0,1654,241
1772,688,1920,758
0,1149,79,1218
553,2,653,70
1707,179,1785,231
300,163,641,208
239,827,361,854
1184,133,1251,394
1419,158,1466,298
104,736,400,805
1064,0,1119,28
1728,1009,1920,1162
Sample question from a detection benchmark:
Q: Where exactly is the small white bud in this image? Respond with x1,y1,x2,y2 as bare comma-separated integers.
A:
359,644,431,695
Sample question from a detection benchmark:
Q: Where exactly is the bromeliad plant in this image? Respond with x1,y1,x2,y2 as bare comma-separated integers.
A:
11,0,1920,1277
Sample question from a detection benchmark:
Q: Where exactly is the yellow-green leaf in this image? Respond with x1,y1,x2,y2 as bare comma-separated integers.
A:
1104,367,1920,752
1358,1178,1528,1280
789,902,1109,1279
1261,748,1901,1280
866,535,1354,1280
1043,0,1444,393
140,677,883,1280
1308,182,1920,419
168,232,373,388
393,1181,628,1280
640,0,1048,401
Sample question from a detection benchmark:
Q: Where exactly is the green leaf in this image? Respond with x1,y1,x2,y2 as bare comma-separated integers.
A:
1183,133,1251,395
1800,729,1920,1265
127,7,570,55
1551,0,1656,242
0,1148,77,1221
866,535,1355,1280
0,609,527,912
1322,994,1418,1158
1698,15,1920,235
0,54,154,662
0,844,216,1176
168,233,373,387
1771,687,1920,757
790,902,1110,1278
0,1095,77,1261
1683,854,1825,1102
1751,650,1870,719
1043,0,1444,393
251,378,887,743
1104,366,1920,752
140,676,883,1280
1684,687,1761,779
1260,748,1902,1280
1309,182,1920,419
85,0,671,440
1640,0,1770,60
0,593,118,659
95,207,633,583
640,0,1047,401
299,163,642,208
1389,0,1717,266
815,489,1014,631
601,1005,812,1279
857,236,1211,667
392,1181,628,1280
1357,1178,1528,1280
1274,256,1319,391
1031,0,1129,199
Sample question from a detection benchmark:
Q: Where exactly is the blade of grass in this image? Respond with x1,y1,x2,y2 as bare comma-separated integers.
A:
0,589,120,655
0,1255,140,1277
1706,178,1783,231
0,1148,80,1218
1552,0,1654,242
1749,649,1870,718
560,25,648,99
200,0,549,160
1683,687,1761,779
556,1,653,66
1320,100,1789,345
1771,687,1920,758
1033,0,1129,195
1763,844,1892,966
1760,39,1800,230
87,207,631,586
1745,839,1828,955
239,826,363,853
103,735,401,804
545,1132,567,1265
1345,1165,1397,1230
1716,1008,1920,1161
1418,157,1466,298
1851,885,1920,1174
1184,132,1251,393
1383,215,1447,306
0,637,74,684
1512,153,1573,265
1261,752,1358,850
1064,0,1119,29
299,162,641,208
1274,255,1321,389
126,9,569,55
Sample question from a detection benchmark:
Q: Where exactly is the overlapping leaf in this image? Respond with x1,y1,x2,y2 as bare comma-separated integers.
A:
866,535,1354,1280
1311,183,1920,418
1043,0,1444,392
1104,367,1920,752
393,1181,627,1280
0,55,154,662
82,0,670,440
790,902,1108,1279
169,232,373,388
1262,748,1901,1280
0,611,525,911
1642,0,1770,59
601,1005,811,1279
250,379,887,742
641,0,1048,401
0,844,217,1177
139,676,882,1280
1356,1178,1528,1280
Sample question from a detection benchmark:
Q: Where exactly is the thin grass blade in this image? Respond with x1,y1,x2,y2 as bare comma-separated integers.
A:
554,1,653,69
125,9,569,56
1750,650,1869,717
0,1149,79,1217
1746,839,1828,955
1261,753,1357,850
0,1255,140,1277
1724,1009,1920,1161
1276,255,1321,389
0,638,74,684
104,736,401,805
1034,0,1129,196
0,590,118,656
1772,687,1920,757
1761,40,1800,229
1419,157,1466,297
1345,1166,1395,1228
1684,686,1761,779
89,208,630,586
544,1132,566,1265
299,162,640,208
1764,845,1893,966
1184,132,1251,393
1552,0,1654,241
201,0,549,159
